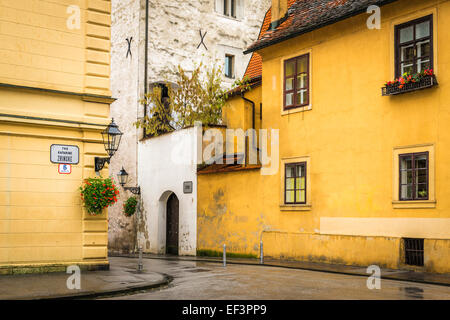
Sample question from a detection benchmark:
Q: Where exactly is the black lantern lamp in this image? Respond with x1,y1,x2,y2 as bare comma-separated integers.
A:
95,118,123,172
117,167,129,186
117,167,140,195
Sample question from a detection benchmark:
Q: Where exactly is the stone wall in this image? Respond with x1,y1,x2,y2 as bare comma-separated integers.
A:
109,0,144,254
146,0,271,86
109,0,271,253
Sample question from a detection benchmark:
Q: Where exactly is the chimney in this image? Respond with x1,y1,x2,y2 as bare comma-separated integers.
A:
271,0,288,30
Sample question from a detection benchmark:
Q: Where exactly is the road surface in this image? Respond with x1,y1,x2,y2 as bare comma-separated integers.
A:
103,257,450,300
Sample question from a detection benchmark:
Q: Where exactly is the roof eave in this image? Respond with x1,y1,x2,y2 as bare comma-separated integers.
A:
244,0,399,54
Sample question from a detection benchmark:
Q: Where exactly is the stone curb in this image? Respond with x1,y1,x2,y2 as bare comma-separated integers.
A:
14,274,173,300
110,253,450,288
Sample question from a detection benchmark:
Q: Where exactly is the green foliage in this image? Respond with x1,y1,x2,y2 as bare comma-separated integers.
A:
123,196,138,217
196,249,257,259
135,63,251,136
80,177,119,215
418,190,428,198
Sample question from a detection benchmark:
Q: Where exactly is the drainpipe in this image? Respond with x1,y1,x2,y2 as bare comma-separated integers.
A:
240,93,261,154
143,0,149,137
135,0,149,259
259,227,283,264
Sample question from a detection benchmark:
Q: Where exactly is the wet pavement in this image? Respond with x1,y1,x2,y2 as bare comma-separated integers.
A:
103,257,450,300
0,258,168,300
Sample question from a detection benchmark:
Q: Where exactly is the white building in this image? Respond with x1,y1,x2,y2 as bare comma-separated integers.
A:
138,126,201,255
110,0,270,254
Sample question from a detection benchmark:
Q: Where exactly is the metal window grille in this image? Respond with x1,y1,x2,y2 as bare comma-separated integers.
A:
404,238,424,266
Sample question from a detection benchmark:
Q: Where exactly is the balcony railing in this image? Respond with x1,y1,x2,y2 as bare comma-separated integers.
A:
382,75,438,96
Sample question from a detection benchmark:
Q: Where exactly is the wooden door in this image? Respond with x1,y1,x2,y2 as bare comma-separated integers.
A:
166,193,179,255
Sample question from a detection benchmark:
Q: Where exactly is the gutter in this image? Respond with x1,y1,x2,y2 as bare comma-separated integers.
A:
228,76,262,98
240,92,261,153
244,0,399,54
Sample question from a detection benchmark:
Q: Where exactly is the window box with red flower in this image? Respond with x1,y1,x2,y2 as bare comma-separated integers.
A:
382,69,438,96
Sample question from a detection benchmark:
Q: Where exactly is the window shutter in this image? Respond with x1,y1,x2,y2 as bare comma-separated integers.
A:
215,0,222,13
236,0,244,20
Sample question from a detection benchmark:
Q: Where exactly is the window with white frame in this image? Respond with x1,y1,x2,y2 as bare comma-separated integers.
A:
215,0,243,19
225,54,235,78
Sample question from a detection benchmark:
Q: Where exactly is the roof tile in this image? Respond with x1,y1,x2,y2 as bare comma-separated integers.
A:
245,0,398,53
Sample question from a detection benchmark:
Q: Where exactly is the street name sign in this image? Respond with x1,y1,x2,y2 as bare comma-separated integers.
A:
50,144,79,164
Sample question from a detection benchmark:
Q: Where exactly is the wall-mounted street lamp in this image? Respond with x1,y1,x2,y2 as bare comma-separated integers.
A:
95,119,123,172
117,167,141,195
118,166,143,271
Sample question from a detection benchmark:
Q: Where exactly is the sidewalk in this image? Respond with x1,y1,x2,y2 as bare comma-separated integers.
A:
111,253,450,287
0,258,171,300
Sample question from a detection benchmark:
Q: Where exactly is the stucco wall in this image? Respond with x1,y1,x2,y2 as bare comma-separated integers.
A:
0,0,112,270
197,0,450,273
138,127,200,255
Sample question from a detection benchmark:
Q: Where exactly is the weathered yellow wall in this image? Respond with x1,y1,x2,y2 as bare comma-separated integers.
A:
0,0,111,96
198,0,450,273
0,0,112,272
198,169,265,255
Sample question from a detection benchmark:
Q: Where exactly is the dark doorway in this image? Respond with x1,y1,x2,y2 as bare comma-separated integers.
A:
166,193,179,255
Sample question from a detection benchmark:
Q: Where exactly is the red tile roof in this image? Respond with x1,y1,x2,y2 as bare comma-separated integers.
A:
244,1,298,80
245,0,399,54
243,9,270,80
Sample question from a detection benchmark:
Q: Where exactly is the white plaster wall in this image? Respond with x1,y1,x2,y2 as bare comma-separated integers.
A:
138,127,201,255
110,0,271,253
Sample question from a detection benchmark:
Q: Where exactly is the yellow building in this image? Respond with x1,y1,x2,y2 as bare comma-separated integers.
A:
197,0,450,273
0,0,113,273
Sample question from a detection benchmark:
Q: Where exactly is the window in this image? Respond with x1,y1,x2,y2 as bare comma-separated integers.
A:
283,54,309,110
285,163,306,204
399,152,429,201
222,0,236,18
225,54,235,78
403,238,424,267
395,15,433,77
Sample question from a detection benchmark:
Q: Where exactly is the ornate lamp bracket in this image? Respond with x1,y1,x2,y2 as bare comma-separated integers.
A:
95,157,110,172
124,187,141,195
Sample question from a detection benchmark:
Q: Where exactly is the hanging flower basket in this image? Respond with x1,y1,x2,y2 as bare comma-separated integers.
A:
382,69,438,96
80,177,119,215
123,196,138,217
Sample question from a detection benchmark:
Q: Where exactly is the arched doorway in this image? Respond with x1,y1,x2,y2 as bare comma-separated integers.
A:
166,193,179,255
